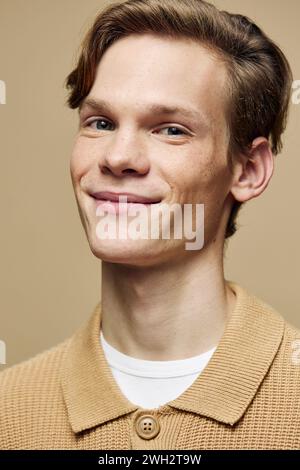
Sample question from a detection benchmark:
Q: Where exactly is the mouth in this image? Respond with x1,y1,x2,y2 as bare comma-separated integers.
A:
90,191,161,204
89,191,162,214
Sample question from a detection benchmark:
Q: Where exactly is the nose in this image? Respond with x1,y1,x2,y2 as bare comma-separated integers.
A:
98,129,150,177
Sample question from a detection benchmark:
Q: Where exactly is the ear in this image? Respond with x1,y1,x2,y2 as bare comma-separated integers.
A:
230,137,275,203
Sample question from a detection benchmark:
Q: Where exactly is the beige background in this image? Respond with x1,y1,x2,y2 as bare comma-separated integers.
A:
0,0,299,369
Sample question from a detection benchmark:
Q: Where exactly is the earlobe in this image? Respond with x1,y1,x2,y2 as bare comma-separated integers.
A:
230,137,274,204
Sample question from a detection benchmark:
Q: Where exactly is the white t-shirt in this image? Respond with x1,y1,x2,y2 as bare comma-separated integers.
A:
100,331,217,409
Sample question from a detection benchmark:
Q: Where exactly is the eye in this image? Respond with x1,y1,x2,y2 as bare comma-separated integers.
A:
85,118,115,131
155,126,188,137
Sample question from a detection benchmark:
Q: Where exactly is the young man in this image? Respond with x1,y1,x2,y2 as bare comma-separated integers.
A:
0,0,299,450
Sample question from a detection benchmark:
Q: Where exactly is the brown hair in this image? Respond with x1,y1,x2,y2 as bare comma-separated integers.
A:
65,0,293,238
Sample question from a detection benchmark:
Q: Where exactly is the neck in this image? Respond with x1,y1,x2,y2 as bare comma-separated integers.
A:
100,247,236,361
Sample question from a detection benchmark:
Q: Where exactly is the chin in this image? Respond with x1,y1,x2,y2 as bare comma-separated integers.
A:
88,236,163,266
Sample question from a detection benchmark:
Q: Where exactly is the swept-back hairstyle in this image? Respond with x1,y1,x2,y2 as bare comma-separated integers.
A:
65,0,293,238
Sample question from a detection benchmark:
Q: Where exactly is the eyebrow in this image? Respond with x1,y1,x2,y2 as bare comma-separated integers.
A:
79,97,210,129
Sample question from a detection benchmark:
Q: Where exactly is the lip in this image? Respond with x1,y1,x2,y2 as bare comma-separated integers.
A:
90,191,162,204
90,191,162,215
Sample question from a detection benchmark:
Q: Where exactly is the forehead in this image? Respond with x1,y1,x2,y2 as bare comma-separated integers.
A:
87,34,228,127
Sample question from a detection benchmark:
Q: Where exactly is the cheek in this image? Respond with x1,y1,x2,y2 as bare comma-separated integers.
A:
70,137,93,183
162,146,216,202
168,146,231,206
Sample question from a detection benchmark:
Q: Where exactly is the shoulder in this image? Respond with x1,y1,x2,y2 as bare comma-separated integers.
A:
230,281,300,397
252,290,300,380
0,303,101,449
279,319,300,367
0,337,71,449
0,337,71,390
262,314,300,410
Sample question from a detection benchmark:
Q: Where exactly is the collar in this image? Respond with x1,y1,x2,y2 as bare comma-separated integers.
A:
61,280,285,432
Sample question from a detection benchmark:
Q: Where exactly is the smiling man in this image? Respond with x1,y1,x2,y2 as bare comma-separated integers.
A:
1,0,300,450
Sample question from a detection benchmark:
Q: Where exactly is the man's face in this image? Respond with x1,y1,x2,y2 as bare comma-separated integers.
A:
70,34,234,267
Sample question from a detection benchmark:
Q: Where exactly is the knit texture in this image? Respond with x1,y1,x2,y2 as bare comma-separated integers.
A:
1,280,300,449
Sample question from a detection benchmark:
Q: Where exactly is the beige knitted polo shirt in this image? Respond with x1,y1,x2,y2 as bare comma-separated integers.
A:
0,280,300,449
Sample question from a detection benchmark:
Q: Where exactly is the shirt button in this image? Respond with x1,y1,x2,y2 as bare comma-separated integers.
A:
134,413,160,440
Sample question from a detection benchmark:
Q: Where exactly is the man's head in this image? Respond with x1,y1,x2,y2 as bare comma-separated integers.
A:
66,0,292,266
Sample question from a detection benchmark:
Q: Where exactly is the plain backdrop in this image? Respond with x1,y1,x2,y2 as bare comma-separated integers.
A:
0,0,299,369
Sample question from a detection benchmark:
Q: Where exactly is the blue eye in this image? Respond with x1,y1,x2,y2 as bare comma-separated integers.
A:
88,119,114,131
158,126,187,136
